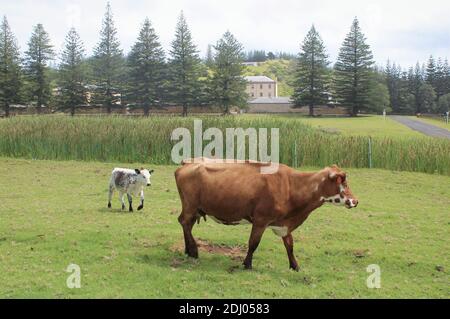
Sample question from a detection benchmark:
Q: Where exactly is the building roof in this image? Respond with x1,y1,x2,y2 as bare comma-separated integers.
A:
242,62,259,66
248,97,292,104
244,76,276,83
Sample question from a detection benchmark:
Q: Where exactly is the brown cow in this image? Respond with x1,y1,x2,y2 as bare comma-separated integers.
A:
174,159,358,271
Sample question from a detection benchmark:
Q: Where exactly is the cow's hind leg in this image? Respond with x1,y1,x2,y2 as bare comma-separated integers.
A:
243,224,266,270
282,233,299,272
127,194,133,212
178,210,198,258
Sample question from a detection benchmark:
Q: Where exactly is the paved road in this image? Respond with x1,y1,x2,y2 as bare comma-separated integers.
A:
390,116,450,139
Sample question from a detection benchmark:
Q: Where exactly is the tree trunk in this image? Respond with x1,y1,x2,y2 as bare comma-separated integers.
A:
71,106,75,117
182,104,188,117
106,87,112,114
5,104,10,118
144,105,150,117
37,91,43,114
309,104,314,117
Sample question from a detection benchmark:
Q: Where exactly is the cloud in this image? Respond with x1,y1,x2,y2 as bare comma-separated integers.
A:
2,0,449,67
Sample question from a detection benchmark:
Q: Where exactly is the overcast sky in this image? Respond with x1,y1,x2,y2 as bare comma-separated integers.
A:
2,0,449,68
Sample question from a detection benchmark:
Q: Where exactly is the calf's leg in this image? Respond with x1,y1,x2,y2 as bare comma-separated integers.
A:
127,194,133,212
108,184,114,208
137,190,144,211
119,192,125,210
243,224,266,270
282,233,299,271
178,210,198,258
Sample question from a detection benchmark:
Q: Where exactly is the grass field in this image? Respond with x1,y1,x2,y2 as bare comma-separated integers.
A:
296,115,424,138
0,158,448,298
411,116,450,131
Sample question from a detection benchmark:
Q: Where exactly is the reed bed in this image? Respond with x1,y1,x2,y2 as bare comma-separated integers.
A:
0,115,449,175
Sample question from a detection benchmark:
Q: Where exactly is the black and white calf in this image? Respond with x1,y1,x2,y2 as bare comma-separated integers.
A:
108,168,154,212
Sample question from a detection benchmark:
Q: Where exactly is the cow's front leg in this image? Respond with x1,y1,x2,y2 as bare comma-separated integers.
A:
137,190,144,211
119,192,125,210
243,224,266,270
127,194,133,212
282,233,299,272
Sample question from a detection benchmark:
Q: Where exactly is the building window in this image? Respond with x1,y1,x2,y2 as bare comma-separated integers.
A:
269,93,271,97
269,84,271,89
260,92,263,97
251,85,254,89
251,93,254,97
260,84,263,89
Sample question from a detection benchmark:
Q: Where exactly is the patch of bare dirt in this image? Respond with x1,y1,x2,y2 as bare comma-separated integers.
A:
170,238,246,261
351,249,371,258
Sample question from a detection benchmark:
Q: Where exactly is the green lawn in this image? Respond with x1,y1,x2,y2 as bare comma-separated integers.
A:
294,115,424,138
0,158,448,298
411,116,450,131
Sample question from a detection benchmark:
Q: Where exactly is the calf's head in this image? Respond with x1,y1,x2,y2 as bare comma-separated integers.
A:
320,165,358,209
135,168,154,186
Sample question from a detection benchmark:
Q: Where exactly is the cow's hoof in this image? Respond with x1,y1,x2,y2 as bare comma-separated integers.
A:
137,205,143,211
129,208,134,213
187,248,199,259
107,203,111,208
187,253,198,259
121,205,125,210
290,265,300,272
243,263,253,270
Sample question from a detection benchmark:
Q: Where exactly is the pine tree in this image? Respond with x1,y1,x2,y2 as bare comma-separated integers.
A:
385,60,402,112
205,44,214,67
435,57,446,100
0,16,22,117
209,31,247,114
24,23,54,113
409,62,425,113
292,25,329,116
398,70,415,114
128,18,166,116
425,55,437,89
444,59,450,96
334,18,374,116
168,12,202,116
93,2,124,114
58,28,86,116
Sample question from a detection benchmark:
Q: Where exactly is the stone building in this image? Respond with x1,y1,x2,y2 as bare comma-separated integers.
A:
245,76,277,99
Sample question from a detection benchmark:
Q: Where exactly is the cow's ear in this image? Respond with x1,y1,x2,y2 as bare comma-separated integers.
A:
329,169,345,182
149,169,154,174
331,173,346,185
135,169,141,175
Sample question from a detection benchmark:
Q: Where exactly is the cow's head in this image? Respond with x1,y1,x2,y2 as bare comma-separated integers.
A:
320,165,358,209
135,168,154,186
